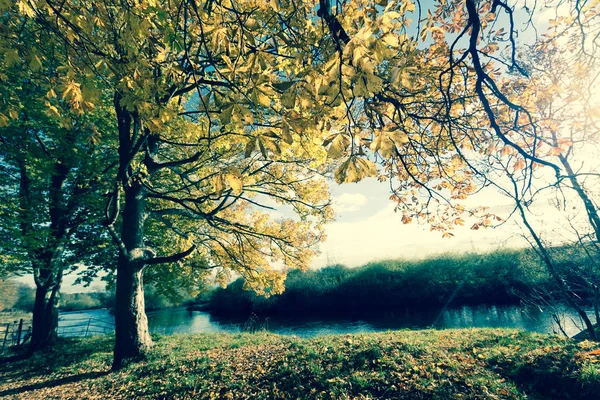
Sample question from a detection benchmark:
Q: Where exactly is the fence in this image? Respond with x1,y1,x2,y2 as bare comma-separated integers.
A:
1,316,114,354
57,316,114,338
1,319,32,354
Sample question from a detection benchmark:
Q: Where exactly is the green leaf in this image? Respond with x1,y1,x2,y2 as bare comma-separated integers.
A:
219,105,234,124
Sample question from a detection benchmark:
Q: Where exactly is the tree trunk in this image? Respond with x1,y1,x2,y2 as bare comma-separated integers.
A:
558,154,600,242
111,139,152,369
516,201,597,340
29,281,60,352
111,94,155,369
112,256,152,369
21,151,70,353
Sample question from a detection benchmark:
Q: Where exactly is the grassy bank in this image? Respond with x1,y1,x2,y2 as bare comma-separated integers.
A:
1,329,599,399
208,249,552,316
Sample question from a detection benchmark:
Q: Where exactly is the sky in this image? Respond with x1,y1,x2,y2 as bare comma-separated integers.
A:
312,179,532,268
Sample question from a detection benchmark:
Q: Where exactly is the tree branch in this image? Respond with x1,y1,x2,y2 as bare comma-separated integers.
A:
147,245,196,265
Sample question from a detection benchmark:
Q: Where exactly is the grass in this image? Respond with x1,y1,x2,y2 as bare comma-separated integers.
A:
1,329,599,399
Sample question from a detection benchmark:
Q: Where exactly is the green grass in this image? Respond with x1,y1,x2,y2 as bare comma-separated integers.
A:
1,329,599,399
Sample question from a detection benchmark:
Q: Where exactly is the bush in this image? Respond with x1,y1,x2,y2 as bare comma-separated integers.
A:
14,284,35,312
144,284,176,311
207,249,552,316
60,291,114,311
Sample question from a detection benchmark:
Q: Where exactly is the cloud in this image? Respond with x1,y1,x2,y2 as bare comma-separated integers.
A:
313,201,529,269
333,192,369,213
313,179,591,270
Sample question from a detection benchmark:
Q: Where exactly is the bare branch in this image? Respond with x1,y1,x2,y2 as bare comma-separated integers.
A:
147,245,196,265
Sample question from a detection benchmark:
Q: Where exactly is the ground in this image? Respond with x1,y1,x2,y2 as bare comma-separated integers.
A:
1,329,599,399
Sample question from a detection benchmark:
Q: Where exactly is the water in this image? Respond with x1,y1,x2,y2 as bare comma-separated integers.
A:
58,304,595,338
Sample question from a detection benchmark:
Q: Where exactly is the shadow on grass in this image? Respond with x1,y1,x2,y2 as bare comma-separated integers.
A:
0,336,113,381
0,370,110,397
0,351,30,363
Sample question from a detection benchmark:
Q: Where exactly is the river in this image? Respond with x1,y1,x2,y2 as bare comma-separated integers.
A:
58,304,595,338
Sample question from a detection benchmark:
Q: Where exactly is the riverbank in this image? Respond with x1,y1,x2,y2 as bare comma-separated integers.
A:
1,329,599,399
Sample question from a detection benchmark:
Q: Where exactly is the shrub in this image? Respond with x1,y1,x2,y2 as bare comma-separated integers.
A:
207,249,553,316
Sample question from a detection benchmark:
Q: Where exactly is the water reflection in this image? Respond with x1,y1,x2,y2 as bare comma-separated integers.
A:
58,304,595,338
147,309,222,335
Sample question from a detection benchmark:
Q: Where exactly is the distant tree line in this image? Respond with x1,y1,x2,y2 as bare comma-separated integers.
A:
0,280,189,313
206,249,593,316
0,280,35,312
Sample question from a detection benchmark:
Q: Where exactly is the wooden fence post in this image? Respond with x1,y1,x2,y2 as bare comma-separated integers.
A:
16,319,23,346
1,323,9,354
85,319,91,337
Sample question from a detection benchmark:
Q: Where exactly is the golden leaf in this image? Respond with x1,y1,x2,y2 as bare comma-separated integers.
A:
214,175,225,197
546,147,562,156
513,159,526,171
327,134,350,159
281,124,293,145
501,145,513,157
225,174,243,195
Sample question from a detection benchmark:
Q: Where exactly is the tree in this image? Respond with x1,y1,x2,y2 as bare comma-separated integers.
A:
497,35,600,338
18,0,340,368
316,0,598,337
0,7,116,350
424,0,600,337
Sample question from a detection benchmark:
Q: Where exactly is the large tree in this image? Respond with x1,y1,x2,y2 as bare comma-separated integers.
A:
315,0,599,336
0,7,116,351
491,33,600,338
421,0,600,337
16,0,341,368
